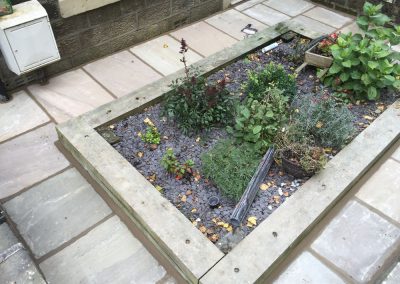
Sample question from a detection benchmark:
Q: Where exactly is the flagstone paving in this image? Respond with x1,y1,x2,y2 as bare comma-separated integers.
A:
130,35,203,76
4,168,112,258
264,0,315,17
242,4,291,26
83,51,163,96
0,123,69,199
28,69,114,123
1,0,399,283
205,9,267,40
170,21,238,57
0,90,49,143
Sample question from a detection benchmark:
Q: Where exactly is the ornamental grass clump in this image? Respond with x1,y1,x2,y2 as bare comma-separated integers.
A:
201,139,261,201
291,94,355,149
163,39,235,135
244,62,297,100
323,2,400,100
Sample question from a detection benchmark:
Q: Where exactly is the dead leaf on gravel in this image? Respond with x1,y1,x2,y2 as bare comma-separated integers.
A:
210,234,219,243
247,216,257,227
109,125,115,129
186,190,192,196
148,174,156,183
206,228,214,235
191,208,197,213
181,195,187,202
363,115,374,121
260,183,270,191
137,152,144,158
199,226,207,233
283,191,289,197
137,132,142,137
192,221,197,226
273,195,280,204
144,117,155,126
155,185,163,192
227,225,233,232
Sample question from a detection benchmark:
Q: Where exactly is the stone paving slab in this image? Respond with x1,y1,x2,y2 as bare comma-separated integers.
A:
0,224,45,284
40,216,169,284
84,51,163,97
242,4,291,26
170,21,237,57
274,251,345,284
290,15,336,35
28,69,114,123
4,168,112,258
340,22,363,34
356,159,400,223
311,200,400,283
206,9,268,40
0,91,49,143
235,0,264,11
383,262,400,284
0,123,70,200
130,35,203,76
304,7,353,29
263,0,315,17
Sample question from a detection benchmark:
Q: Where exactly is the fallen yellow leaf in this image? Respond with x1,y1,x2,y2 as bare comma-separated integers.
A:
199,226,207,233
181,195,187,202
223,223,229,228
192,221,197,226
227,225,233,232
137,151,144,158
209,234,219,243
212,218,217,224
363,115,374,121
155,185,163,192
316,121,324,128
191,208,197,213
247,216,257,226
137,132,142,137
260,183,270,191
144,117,155,126
217,222,225,227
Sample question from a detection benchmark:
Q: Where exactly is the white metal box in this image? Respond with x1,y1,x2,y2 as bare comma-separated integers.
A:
0,0,60,75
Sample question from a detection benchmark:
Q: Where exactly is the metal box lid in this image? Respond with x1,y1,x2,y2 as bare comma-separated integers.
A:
0,0,47,30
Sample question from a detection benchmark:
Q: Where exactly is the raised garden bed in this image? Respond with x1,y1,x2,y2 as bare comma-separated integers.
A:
105,36,398,249
56,20,400,283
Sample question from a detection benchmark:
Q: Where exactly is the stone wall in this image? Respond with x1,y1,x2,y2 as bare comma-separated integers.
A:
2,0,225,90
311,0,399,22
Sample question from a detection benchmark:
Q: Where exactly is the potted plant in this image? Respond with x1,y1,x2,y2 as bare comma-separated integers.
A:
304,33,339,68
275,127,327,178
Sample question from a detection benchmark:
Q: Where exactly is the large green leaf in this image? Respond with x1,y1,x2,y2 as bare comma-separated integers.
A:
340,72,350,82
361,74,372,85
368,61,379,69
252,125,262,134
329,63,342,74
367,86,378,100
342,60,352,68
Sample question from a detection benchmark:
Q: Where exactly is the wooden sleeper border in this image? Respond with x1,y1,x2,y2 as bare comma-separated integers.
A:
56,21,400,283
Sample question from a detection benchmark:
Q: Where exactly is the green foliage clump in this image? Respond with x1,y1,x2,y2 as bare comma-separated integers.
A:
161,148,194,179
244,62,297,100
163,38,234,135
201,140,261,201
291,94,355,149
323,2,400,100
227,88,289,152
141,126,161,145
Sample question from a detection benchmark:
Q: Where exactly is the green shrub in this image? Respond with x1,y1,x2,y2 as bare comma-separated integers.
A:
323,2,400,100
141,126,161,145
244,62,297,100
201,140,261,201
227,88,289,152
163,39,235,134
291,94,355,149
161,148,194,180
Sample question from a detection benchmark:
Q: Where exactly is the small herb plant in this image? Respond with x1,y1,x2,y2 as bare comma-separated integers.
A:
141,126,161,145
228,88,289,152
323,2,400,100
163,39,235,134
244,62,297,101
201,139,261,201
291,94,355,149
161,148,194,180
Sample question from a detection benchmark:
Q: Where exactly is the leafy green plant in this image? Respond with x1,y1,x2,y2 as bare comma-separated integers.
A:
163,39,235,134
244,62,297,100
141,126,161,145
227,88,289,152
161,148,194,180
291,94,355,149
201,139,261,201
323,2,400,100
